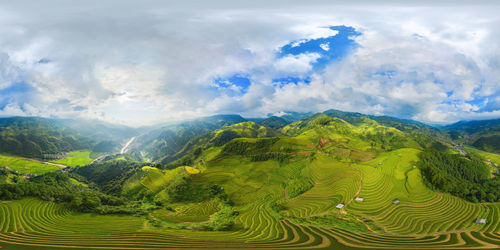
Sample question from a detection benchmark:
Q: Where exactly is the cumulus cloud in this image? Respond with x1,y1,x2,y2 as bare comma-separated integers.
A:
0,0,499,125
273,53,320,75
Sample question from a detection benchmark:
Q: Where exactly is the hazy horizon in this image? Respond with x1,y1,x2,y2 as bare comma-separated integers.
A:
1,0,500,126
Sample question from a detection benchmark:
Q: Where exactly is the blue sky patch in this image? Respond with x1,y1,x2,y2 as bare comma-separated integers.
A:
465,94,500,112
278,25,361,70
373,70,397,78
0,82,35,109
272,76,311,86
213,74,251,95
0,82,34,96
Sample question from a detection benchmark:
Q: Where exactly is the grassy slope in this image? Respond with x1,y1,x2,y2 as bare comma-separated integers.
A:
49,151,94,167
181,118,500,246
466,146,500,165
0,155,61,175
159,121,281,165
0,117,499,249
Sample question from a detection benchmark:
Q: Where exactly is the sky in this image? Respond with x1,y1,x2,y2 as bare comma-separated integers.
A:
1,0,500,126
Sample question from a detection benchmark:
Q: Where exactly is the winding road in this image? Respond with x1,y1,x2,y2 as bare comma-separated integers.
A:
120,136,137,154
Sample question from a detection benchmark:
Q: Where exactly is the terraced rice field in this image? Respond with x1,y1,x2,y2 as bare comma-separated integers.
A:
152,200,219,223
0,146,499,249
348,149,500,236
0,198,498,249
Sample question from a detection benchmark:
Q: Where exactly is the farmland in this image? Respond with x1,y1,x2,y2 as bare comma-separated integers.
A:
0,148,498,249
0,118,499,249
49,151,94,167
0,155,62,175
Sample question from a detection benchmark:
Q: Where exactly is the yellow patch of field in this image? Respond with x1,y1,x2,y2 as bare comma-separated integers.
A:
185,166,200,174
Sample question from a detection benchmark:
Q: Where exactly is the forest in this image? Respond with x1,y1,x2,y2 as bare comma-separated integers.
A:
418,149,500,202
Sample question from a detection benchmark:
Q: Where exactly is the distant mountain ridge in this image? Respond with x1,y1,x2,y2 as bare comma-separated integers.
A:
0,117,139,158
3,110,500,161
0,117,93,158
443,118,500,154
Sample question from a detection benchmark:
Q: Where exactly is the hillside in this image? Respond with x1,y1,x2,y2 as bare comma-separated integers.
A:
0,117,93,158
134,115,247,163
323,109,446,147
258,116,290,129
158,121,281,165
443,119,500,154
0,117,141,159
53,113,498,249
0,113,498,249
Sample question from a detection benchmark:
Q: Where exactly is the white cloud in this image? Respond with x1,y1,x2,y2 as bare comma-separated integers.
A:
273,53,320,75
319,43,330,51
0,1,499,125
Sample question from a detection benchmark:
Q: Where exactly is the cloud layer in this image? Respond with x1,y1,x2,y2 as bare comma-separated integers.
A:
0,0,499,126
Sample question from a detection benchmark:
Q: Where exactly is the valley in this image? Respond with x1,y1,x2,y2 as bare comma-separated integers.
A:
0,112,498,249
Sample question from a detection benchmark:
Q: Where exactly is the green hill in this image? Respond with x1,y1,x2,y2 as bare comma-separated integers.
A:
443,118,500,154
0,113,499,249
0,117,93,158
258,116,289,129
157,121,281,165
135,115,247,162
0,117,139,158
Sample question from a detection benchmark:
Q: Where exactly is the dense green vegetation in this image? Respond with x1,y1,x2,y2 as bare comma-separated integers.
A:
0,172,129,212
473,135,500,153
418,149,500,202
136,115,247,163
0,112,500,249
259,116,290,129
0,117,141,160
159,121,281,167
72,160,142,194
0,117,93,157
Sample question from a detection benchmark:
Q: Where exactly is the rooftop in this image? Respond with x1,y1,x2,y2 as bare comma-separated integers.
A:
475,218,486,224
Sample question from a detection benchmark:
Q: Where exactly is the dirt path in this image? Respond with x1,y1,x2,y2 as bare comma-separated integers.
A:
44,162,67,168
345,171,364,208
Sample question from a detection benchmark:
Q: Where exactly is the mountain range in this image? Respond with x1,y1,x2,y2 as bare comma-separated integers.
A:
0,108,499,249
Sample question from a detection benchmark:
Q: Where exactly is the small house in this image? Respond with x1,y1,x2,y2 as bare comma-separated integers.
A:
355,197,364,202
392,199,400,204
475,218,486,224
336,204,345,209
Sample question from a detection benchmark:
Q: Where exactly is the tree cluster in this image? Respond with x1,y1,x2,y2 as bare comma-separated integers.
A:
418,148,499,202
